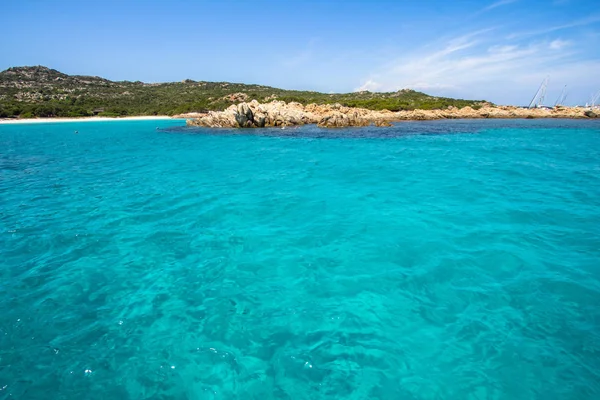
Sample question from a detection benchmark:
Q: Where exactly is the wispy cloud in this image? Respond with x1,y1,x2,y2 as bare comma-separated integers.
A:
549,39,570,50
483,0,519,11
507,14,600,38
354,30,599,104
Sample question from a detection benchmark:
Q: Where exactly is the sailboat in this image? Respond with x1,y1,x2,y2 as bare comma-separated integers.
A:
589,90,600,109
528,77,550,109
554,85,568,107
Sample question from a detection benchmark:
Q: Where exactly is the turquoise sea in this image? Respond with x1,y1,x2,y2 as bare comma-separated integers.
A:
1,119,600,399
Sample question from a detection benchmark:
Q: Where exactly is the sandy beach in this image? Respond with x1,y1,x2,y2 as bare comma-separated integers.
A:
0,116,179,125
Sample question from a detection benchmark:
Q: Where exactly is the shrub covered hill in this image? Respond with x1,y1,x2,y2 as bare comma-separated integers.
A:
0,66,486,118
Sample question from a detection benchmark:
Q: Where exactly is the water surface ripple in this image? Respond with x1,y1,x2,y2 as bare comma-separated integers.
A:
1,119,600,399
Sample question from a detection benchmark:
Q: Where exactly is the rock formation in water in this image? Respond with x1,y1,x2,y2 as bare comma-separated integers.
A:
185,100,394,128
182,101,600,128
584,110,598,118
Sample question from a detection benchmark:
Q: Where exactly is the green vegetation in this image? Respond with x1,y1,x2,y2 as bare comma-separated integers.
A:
0,66,486,118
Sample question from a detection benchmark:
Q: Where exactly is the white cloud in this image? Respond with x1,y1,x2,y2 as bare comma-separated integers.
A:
549,39,570,50
354,31,600,104
355,79,382,92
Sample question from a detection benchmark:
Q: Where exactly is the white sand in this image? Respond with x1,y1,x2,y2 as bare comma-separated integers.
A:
0,116,180,125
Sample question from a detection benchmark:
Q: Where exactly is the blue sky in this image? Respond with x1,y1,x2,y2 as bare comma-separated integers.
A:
1,0,599,105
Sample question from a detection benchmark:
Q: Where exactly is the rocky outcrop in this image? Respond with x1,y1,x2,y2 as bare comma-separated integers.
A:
223,92,249,102
186,100,395,128
393,105,598,121
317,111,370,127
184,101,600,128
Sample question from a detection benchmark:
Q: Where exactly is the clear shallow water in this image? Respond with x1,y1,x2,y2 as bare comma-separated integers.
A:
1,119,600,399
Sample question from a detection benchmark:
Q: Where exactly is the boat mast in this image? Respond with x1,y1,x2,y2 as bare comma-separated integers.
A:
538,79,548,107
591,90,600,107
554,85,567,106
528,77,549,108
528,80,544,108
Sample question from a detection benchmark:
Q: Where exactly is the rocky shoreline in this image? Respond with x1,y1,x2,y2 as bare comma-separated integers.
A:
181,100,599,128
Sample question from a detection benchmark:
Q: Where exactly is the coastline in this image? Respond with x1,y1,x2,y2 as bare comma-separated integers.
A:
184,101,600,129
2,105,598,128
0,116,178,125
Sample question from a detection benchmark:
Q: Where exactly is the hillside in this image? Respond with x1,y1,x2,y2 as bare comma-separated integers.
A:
0,66,486,118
